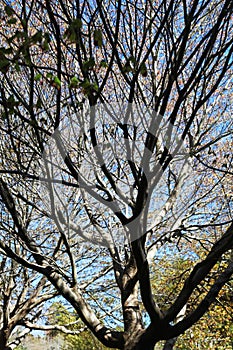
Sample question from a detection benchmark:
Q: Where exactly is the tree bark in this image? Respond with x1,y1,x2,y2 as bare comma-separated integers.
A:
163,338,177,350
123,329,154,350
0,330,10,350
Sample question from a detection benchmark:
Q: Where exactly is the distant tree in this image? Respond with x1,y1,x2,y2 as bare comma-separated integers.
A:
0,1,233,349
47,302,113,350
0,251,56,350
15,346,27,350
150,252,233,349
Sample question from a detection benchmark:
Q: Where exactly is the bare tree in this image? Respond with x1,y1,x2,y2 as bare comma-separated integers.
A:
0,0,233,349
0,249,56,350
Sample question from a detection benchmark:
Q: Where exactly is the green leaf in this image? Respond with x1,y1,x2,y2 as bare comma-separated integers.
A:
72,18,82,30
15,62,21,72
41,33,51,51
7,95,15,103
21,19,27,27
71,76,79,83
122,61,132,73
69,76,79,89
6,95,20,113
44,32,51,43
46,73,61,89
53,76,61,85
80,80,99,95
34,73,42,81
80,79,94,95
1,112,7,120
31,30,43,44
64,19,82,43
94,29,103,47
80,79,92,89
129,56,136,64
36,97,43,109
0,47,13,55
5,5,14,16
139,62,147,77
92,82,99,92
0,59,10,72
7,17,17,25
52,76,61,89
83,57,95,71
64,29,75,43
41,40,49,51
7,30,25,44
29,120,38,127
100,60,108,68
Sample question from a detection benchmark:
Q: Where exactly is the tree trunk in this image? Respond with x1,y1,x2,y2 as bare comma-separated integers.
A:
163,338,177,350
133,346,154,350
123,328,158,350
134,344,154,350
0,329,10,350
124,337,155,350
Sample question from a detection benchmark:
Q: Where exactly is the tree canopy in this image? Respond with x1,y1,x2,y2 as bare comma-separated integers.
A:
0,0,233,349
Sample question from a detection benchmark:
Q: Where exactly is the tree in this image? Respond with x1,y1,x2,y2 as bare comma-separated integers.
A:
150,253,233,349
0,0,233,349
46,302,113,350
0,191,86,350
0,251,56,350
